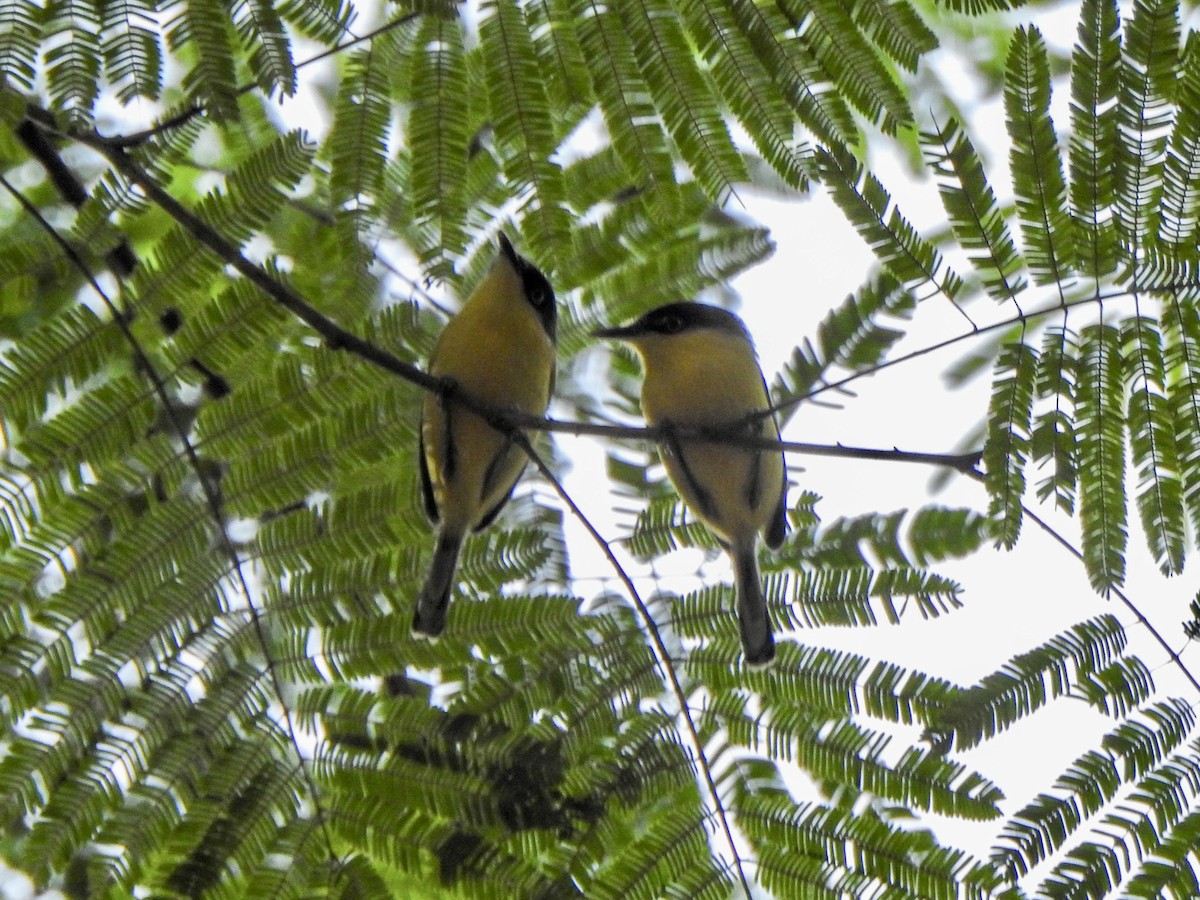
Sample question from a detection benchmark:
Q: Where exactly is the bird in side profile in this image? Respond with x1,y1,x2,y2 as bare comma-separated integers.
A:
413,233,557,638
594,302,787,666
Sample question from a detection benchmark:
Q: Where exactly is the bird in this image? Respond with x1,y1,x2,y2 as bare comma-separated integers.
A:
413,233,557,638
593,302,787,666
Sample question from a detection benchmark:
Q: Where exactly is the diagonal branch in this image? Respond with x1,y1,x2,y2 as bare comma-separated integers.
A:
1018,496,1200,701
765,282,1200,420
79,135,440,388
960,466,1200,701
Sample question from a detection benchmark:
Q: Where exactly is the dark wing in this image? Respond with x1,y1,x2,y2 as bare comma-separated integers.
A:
474,448,524,533
473,480,519,533
420,390,461,524
661,421,717,520
418,429,439,523
474,364,554,533
745,417,764,510
765,477,787,549
763,402,788,550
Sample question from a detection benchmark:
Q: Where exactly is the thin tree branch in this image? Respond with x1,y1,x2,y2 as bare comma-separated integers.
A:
511,432,755,899
0,173,344,870
1019,498,1200,699
958,464,1200,701
26,114,981,478
766,283,1197,419
815,146,978,330
523,416,983,472
84,136,440,385
15,112,138,275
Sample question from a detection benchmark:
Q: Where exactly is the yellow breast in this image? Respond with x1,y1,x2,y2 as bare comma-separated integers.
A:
631,328,784,543
636,329,769,425
422,259,555,530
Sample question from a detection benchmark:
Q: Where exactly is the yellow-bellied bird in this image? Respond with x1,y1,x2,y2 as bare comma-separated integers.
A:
594,303,786,665
413,233,557,638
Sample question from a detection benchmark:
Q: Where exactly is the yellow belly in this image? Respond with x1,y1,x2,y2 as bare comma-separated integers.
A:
422,278,554,531
637,330,784,543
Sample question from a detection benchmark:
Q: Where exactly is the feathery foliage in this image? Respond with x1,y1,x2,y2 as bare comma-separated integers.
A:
2,0,1200,897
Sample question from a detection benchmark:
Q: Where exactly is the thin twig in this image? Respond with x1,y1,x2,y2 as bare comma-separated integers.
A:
519,416,982,471
767,283,1199,419
1017,498,1200,699
959,463,1200,700
84,138,440,388
512,432,755,899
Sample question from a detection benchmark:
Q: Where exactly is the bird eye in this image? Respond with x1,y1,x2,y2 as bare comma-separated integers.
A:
658,313,683,333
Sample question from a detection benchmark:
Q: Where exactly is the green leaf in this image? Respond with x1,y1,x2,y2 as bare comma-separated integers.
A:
328,45,396,231
407,15,470,280
1161,291,1200,541
1005,26,1076,286
739,775,1009,900
992,698,1195,878
983,341,1038,547
1069,0,1121,277
0,0,41,90
1156,34,1200,249
1115,0,1179,254
44,0,101,121
569,0,675,190
850,0,938,73
1076,323,1128,592
101,0,164,103
934,0,1029,11
924,117,1027,303
719,0,858,147
276,0,355,44
817,144,965,307
234,0,297,96
527,0,592,107
682,0,812,189
1121,315,1185,574
171,0,242,122
624,0,747,201
930,615,1128,751
1031,326,1080,513
480,0,570,255
776,0,914,134
1037,748,1200,899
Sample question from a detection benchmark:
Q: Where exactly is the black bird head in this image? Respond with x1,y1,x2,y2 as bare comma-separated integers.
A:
498,232,556,340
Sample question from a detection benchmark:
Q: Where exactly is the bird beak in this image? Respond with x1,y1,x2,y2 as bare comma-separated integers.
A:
591,322,641,340
497,231,518,266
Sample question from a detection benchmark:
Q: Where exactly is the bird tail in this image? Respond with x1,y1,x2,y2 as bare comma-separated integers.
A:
413,530,464,638
732,541,775,667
